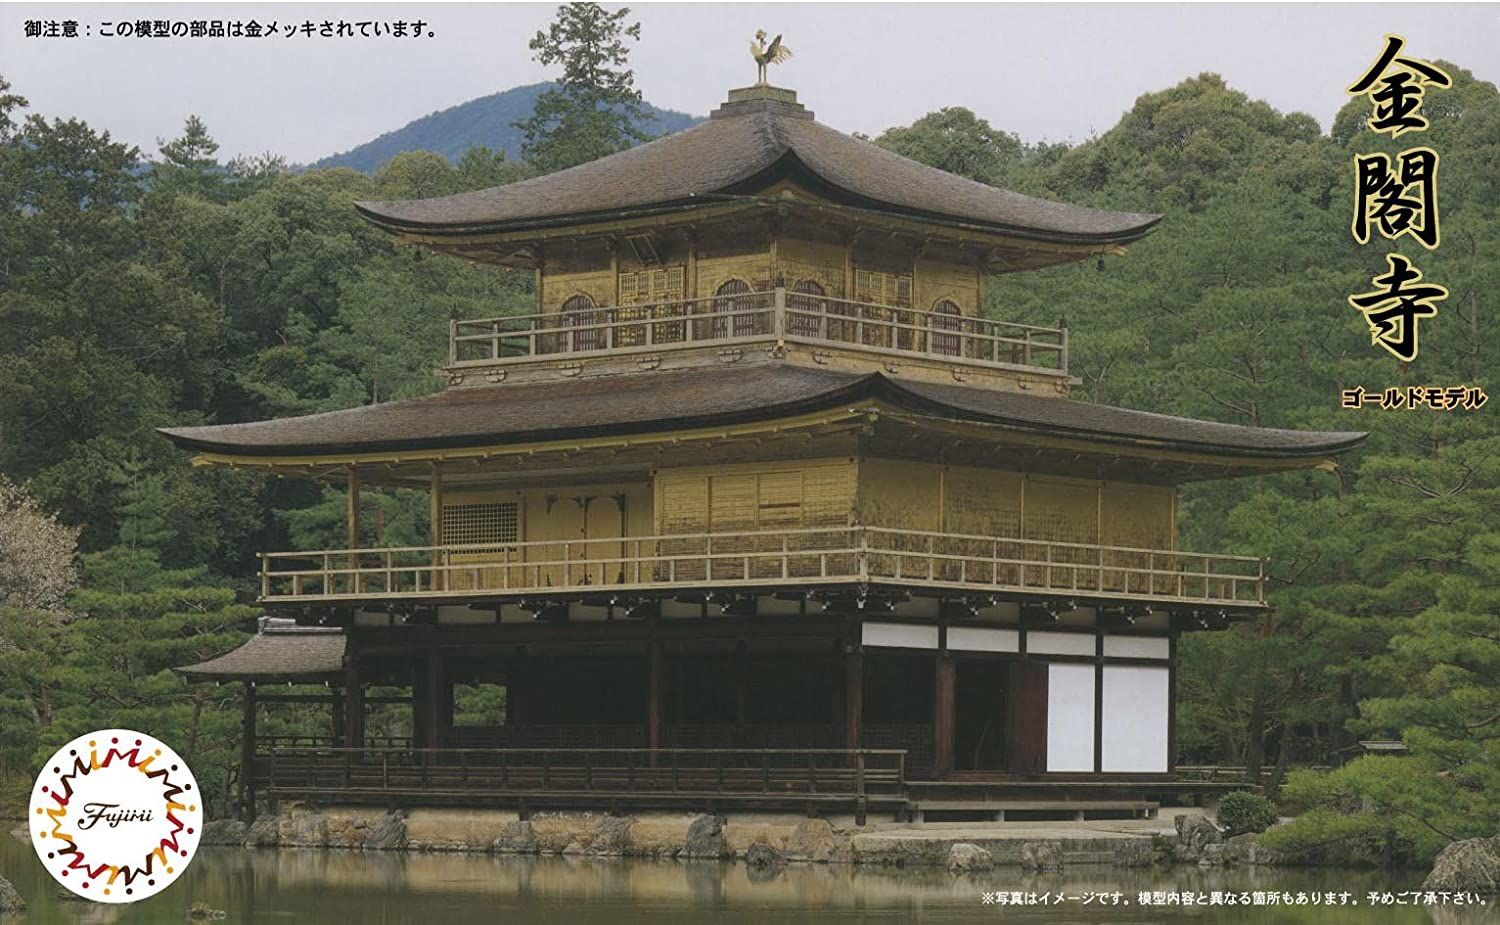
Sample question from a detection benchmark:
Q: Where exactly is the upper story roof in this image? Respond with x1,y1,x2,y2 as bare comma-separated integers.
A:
354,87,1160,247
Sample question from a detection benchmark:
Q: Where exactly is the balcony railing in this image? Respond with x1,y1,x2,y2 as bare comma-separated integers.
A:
259,526,1264,606
252,746,907,822
450,289,1068,374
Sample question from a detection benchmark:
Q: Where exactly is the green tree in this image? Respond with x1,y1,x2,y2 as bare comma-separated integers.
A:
874,107,1024,184
0,73,26,139
516,2,651,173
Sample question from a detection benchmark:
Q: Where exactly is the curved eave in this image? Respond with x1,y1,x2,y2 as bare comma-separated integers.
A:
156,376,877,459
875,380,1369,462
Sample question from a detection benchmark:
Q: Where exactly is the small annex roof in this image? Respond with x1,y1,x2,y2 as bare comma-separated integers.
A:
159,365,1366,465
354,90,1160,247
175,623,346,683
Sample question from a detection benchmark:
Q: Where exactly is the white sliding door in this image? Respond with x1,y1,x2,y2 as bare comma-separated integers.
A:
1100,665,1170,772
1045,663,1096,772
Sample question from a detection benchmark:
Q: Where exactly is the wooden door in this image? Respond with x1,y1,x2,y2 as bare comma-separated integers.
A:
1006,660,1048,775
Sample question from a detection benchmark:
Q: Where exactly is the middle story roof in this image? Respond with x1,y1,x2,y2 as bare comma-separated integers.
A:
159,365,1366,481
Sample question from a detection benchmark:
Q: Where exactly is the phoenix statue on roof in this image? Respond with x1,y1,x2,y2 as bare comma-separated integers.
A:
751,30,793,86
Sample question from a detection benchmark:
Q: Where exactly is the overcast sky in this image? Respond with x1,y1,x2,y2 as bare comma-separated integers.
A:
2,3,1497,164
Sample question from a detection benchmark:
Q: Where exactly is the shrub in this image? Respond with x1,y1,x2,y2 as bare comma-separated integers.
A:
1217,790,1279,837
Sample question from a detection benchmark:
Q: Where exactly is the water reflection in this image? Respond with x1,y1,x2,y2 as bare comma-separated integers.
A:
1,834,1493,924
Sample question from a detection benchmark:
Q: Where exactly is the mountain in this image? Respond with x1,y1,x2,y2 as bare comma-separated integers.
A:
313,82,702,173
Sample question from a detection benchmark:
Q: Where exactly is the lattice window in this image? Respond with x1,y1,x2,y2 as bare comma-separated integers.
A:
787,279,826,338
712,278,760,338
558,293,603,352
931,299,964,357
853,269,913,308
442,502,520,548
618,266,685,305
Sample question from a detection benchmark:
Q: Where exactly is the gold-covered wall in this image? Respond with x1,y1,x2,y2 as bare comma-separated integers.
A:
530,215,984,317
441,480,654,588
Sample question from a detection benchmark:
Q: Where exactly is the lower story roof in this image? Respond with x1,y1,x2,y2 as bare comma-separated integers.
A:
175,624,346,682
158,365,1365,466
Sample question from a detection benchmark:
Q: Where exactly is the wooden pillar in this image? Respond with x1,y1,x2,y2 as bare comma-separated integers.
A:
734,639,749,733
346,467,361,547
845,648,863,751
344,659,364,749
429,464,445,592
424,649,445,751
934,653,956,777
346,467,361,594
240,681,257,823
647,622,663,755
610,238,620,306
534,246,545,313
331,690,346,746
508,651,524,726
842,232,856,299
411,662,428,751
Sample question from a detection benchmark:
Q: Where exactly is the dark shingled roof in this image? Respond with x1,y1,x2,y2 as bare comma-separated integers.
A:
159,365,1366,461
354,97,1160,246
176,625,346,682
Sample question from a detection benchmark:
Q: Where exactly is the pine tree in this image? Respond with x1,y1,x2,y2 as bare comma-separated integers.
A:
153,114,224,201
515,3,652,173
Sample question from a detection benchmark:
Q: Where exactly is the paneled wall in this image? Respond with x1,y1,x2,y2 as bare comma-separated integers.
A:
441,481,653,587
654,459,856,534
857,459,1176,548
914,253,980,315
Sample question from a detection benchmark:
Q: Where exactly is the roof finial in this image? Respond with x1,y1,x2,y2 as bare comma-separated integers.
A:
751,30,793,87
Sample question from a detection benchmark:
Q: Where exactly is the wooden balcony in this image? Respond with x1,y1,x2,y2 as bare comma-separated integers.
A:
258,526,1265,608
449,288,1069,377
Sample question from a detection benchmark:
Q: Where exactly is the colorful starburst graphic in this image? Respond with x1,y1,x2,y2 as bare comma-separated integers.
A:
30,729,203,904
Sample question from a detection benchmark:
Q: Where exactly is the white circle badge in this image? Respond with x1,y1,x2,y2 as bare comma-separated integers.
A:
29,729,203,903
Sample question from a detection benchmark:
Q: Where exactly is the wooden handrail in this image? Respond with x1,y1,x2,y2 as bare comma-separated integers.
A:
448,287,1069,374
259,524,1264,605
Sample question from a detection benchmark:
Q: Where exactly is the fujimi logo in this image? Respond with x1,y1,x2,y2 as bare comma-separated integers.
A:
77,803,156,830
29,729,203,904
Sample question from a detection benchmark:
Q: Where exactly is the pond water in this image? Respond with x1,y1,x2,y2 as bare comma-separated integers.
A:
1,833,1493,924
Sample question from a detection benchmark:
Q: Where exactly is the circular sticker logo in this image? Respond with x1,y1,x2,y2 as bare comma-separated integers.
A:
29,729,203,903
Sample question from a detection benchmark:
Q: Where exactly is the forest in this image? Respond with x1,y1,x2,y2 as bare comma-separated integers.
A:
0,8,1494,868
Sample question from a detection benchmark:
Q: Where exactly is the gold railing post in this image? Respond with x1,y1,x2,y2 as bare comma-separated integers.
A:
773,286,786,341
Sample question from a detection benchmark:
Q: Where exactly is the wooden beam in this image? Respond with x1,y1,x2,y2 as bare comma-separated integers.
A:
346,466,361,548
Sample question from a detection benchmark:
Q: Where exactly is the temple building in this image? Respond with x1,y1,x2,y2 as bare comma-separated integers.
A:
170,77,1364,824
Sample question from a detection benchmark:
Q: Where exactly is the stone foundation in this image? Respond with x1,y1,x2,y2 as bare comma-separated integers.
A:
200,806,1284,871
